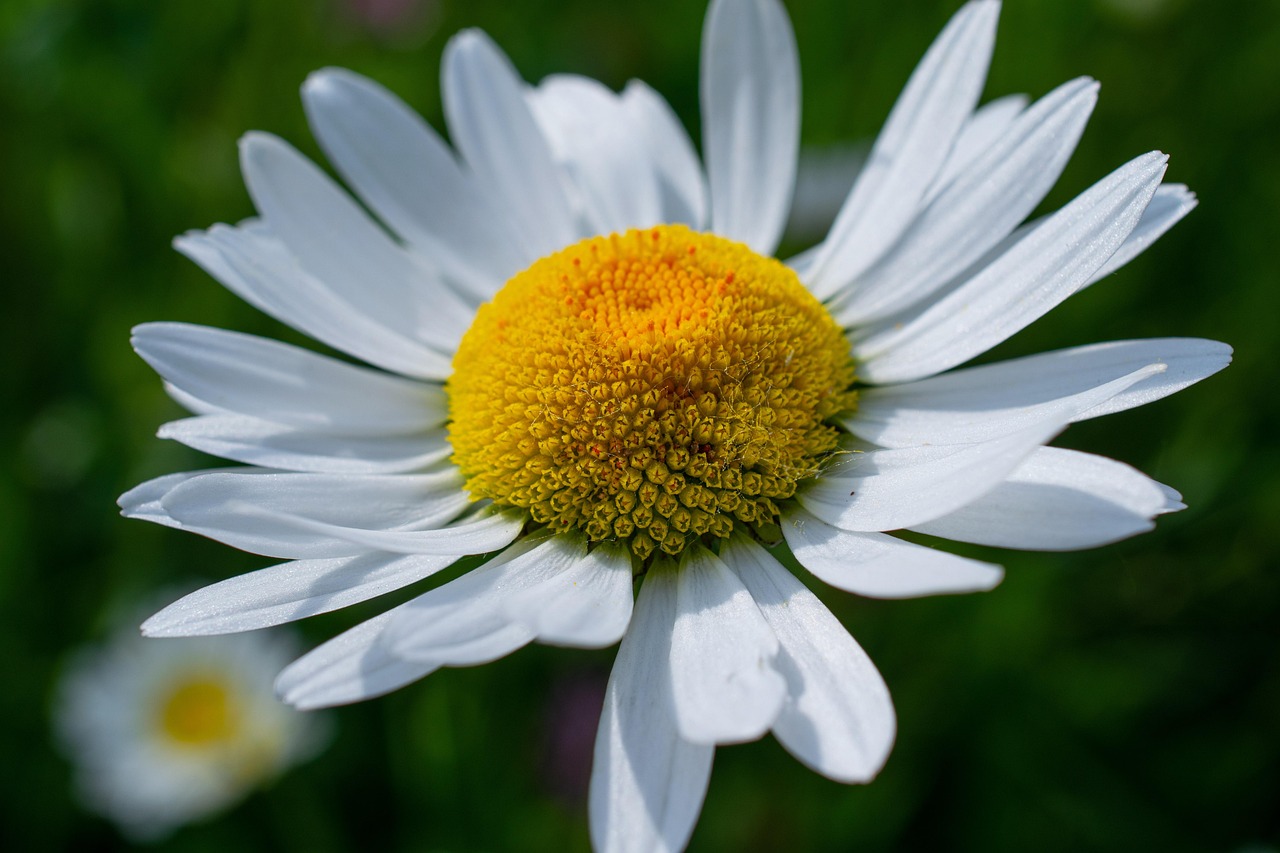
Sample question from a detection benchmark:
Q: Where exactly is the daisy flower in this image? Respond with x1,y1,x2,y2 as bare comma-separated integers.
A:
121,0,1230,849
55,623,326,840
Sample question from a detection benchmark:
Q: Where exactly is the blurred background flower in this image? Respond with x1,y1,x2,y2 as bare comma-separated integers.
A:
55,614,329,841
2,0,1277,851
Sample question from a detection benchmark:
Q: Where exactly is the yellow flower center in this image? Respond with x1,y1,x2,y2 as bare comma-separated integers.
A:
448,225,856,559
158,677,239,747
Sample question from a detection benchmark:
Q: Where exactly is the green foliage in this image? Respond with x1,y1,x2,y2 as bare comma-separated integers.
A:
2,0,1277,849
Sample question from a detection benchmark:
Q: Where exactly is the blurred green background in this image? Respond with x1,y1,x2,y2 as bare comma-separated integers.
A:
3,0,1277,849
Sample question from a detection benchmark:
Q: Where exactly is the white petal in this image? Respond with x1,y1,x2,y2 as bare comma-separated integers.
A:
669,544,786,745
153,469,522,559
852,338,1232,448
142,552,456,636
392,619,535,670
158,416,452,474
301,67,525,302
589,562,713,853
1157,481,1187,511
163,381,228,416
527,74,664,235
835,77,1098,323
381,535,564,662
926,92,1028,202
912,447,1181,550
132,322,444,433
783,508,1002,598
175,221,453,380
119,470,224,528
160,466,465,529
443,30,578,259
1084,183,1198,287
799,420,1062,532
240,133,474,356
701,0,799,254
141,511,522,637
806,0,1000,298
955,182,1199,303
621,80,708,228
275,607,439,709
845,362,1166,449
385,533,629,663
502,540,635,648
726,536,896,782
855,151,1168,384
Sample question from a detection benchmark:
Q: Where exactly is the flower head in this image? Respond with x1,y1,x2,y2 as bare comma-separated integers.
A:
449,224,856,557
121,0,1229,849
55,621,326,840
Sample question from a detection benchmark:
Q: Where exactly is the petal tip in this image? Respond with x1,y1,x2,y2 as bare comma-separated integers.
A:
302,67,349,96
238,131,293,180
446,27,492,58
138,615,165,637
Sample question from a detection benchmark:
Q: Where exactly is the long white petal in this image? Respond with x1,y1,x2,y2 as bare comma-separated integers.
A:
844,363,1167,449
175,221,452,380
143,553,454,636
941,182,1199,305
806,0,1000,298
119,470,226,528
669,544,786,745
381,535,564,662
798,421,1061,533
589,562,714,853
1083,183,1198,287
275,607,438,709
527,74,664,236
141,513,523,637
133,322,444,433
501,540,635,648
161,467,466,530
157,416,452,474
794,93,1023,280
443,30,578,259
726,536,896,782
385,533,630,663
125,471,517,561
855,151,1168,384
782,508,1002,598
911,447,1182,550
301,67,526,301
701,0,799,254
835,77,1098,323
240,132,474,355
621,80,708,228
152,470,523,559
925,93,1028,201
851,338,1232,448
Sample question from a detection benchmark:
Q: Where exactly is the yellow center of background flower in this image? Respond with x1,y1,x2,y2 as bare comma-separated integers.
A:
448,225,856,559
159,678,239,746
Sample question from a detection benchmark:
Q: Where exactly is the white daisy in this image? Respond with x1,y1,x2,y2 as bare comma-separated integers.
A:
55,623,326,840
120,0,1230,849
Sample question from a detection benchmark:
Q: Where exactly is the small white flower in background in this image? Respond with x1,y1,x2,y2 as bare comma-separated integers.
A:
56,624,327,841
120,0,1230,849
